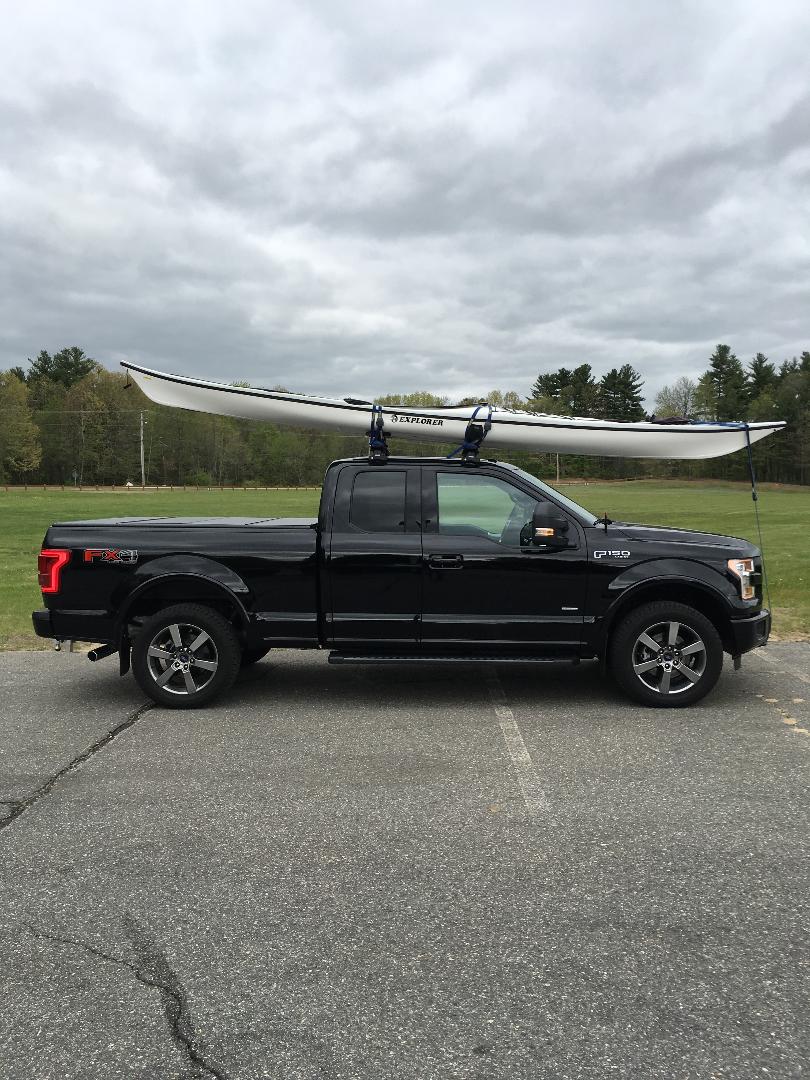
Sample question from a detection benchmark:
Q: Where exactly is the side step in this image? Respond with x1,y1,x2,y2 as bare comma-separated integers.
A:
328,652,578,665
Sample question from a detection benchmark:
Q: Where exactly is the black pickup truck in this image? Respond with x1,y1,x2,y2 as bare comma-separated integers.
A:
33,457,770,708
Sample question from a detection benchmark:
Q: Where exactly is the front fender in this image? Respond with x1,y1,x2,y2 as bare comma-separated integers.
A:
588,557,745,655
606,557,738,607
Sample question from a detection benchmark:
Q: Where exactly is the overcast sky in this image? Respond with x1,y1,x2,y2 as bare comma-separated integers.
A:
1,1,808,406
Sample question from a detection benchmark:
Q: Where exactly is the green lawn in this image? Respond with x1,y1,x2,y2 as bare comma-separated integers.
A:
1,481,807,648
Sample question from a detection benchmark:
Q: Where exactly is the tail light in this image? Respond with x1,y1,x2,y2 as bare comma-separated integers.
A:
38,549,70,594
727,557,756,600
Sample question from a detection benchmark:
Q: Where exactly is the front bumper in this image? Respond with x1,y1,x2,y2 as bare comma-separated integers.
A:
729,608,771,655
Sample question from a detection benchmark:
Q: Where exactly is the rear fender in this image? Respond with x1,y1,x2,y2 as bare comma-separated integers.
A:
115,555,252,634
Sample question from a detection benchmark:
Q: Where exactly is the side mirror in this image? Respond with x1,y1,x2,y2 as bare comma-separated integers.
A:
531,503,570,548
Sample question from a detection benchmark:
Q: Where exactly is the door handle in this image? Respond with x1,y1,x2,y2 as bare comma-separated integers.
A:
427,554,464,569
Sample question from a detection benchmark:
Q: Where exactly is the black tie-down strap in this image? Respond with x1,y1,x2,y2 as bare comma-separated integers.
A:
448,404,493,465
367,404,389,463
744,424,772,613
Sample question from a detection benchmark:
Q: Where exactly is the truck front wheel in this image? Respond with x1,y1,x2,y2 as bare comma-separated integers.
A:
132,603,242,708
609,601,723,708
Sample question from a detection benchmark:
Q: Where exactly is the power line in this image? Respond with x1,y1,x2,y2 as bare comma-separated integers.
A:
1,407,153,415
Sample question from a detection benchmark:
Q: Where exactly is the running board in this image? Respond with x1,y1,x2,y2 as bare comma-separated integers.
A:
328,652,578,665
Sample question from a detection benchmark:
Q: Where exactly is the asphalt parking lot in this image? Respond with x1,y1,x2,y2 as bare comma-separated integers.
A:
0,645,808,1080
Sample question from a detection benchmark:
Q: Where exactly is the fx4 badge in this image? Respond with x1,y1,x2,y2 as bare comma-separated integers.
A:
84,548,139,564
593,549,630,559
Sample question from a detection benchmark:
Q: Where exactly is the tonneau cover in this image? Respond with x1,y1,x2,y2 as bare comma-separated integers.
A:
50,516,317,528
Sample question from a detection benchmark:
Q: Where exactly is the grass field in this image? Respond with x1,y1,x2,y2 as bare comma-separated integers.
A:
1,481,808,648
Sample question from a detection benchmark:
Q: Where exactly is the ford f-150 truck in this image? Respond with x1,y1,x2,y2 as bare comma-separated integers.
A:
32,457,770,708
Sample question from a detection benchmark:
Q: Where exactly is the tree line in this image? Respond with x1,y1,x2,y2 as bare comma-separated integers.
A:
0,344,808,486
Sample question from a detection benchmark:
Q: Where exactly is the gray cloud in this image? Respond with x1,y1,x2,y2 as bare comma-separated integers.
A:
1,0,809,408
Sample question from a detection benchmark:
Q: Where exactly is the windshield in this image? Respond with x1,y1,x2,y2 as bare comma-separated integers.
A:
500,464,599,526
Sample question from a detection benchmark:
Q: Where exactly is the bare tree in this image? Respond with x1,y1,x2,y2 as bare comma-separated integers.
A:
654,376,698,417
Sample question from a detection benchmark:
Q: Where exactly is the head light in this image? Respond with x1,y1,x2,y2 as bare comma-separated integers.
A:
728,557,756,600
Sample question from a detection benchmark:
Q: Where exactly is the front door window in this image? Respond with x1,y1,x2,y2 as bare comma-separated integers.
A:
436,472,537,547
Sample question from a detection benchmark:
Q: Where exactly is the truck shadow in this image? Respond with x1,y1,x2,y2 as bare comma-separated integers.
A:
227,652,761,713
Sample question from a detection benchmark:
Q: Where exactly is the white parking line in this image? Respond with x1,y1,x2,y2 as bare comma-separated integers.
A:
756,650,810,684
484,670,548,815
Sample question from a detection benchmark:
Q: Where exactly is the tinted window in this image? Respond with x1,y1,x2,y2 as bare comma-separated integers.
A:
437,472,537,545
351,471,407,532
499,464,598,525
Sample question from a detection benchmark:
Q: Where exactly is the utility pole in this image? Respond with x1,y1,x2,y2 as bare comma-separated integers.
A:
140,411,146,488
556,453,560,485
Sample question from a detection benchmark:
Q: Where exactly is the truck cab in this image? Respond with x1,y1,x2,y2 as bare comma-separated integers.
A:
324,458,590,656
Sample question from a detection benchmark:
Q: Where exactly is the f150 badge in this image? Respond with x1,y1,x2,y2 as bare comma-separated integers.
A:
593,549,630,559
84,548,139,564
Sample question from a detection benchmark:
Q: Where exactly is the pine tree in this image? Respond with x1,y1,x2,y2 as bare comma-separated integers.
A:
598,369,620,418
530,371,563,400
706,344,748,421
599,365,645,420
559,364,597,416
27,347,97,388
747,353,777,398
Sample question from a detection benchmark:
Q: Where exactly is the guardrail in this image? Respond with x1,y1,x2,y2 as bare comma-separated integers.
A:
2,484,324,492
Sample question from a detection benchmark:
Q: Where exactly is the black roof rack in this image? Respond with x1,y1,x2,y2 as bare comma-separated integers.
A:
332,455,499,467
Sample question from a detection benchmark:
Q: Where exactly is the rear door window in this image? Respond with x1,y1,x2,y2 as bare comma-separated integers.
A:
350,471,407,533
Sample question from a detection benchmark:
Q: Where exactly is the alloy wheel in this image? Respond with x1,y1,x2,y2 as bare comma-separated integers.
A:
145,621,219,696
631,620,707,696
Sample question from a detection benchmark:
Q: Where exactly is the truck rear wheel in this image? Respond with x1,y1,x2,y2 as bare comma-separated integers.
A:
132,603,241,708
609,601,723,708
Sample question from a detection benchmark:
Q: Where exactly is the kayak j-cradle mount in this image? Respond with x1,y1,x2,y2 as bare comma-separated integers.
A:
366,404,390,463
366,402,493,466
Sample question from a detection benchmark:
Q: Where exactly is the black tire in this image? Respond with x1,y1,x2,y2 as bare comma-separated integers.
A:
132,603,241,709
240,645,271,668
609,601,723,708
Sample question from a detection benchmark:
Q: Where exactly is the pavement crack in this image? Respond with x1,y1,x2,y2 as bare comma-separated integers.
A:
25,919,229,1080
0,701,153,834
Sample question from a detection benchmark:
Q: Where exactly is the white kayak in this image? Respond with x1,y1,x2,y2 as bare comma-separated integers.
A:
121,362,785,460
